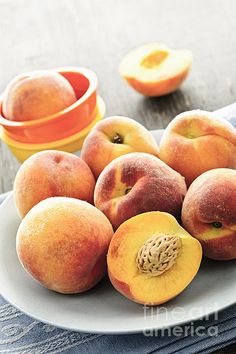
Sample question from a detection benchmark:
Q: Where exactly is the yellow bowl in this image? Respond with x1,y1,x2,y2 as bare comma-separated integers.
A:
0,96,105,163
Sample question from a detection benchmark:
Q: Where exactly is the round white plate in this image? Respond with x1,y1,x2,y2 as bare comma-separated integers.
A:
0,130,236,334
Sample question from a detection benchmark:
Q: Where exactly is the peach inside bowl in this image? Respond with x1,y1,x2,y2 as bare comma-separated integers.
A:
0,67,98,144
0,96,105,163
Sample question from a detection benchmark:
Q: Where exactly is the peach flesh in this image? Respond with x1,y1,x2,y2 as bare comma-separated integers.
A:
119,43,192,97
107,211,202,305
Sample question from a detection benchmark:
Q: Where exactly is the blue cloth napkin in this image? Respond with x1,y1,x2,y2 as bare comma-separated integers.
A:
1,114,236,354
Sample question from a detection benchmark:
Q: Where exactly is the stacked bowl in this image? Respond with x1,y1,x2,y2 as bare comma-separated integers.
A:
0,67,105,162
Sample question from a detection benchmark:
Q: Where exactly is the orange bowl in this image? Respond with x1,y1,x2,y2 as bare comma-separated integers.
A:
0,67,98,144
0,96,105,163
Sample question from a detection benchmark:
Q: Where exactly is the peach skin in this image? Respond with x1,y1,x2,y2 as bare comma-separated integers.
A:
159,110,236,186
94,152,187,229
0,67,98,144
3,70,77,121
182,168,236,260
81,116,159,179
14,150,95,218
16,197,113,293
108,212,202,305
119,43,192,96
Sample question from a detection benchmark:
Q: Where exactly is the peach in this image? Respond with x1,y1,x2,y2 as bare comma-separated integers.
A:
2,70,77,121
14,150,95,218
108,212,202,305
16,197,113,293
119,43,192,96
94,152,187,229
182,168,236,260
81,116,159,179
159,110,236,186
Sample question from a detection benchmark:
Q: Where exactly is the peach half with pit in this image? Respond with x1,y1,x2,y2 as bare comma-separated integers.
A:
108,211,202,305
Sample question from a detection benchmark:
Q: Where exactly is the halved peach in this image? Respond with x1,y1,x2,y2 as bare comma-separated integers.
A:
108,212,202,305
119,43,192,97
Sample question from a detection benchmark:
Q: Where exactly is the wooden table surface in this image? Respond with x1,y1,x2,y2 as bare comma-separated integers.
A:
0,0,236,352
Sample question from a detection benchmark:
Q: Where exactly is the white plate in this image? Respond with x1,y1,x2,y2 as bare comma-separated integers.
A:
0,130,236,334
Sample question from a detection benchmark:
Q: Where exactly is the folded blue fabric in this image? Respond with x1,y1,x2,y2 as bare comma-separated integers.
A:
0,291,236,354
1,115,236,354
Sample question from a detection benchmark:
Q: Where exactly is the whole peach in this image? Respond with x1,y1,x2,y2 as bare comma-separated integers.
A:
16,197,113,293
182,168,236,260
159,110,236,186
94,152,187,229
14,150,95,218
2,70,77,121
81,116,159,179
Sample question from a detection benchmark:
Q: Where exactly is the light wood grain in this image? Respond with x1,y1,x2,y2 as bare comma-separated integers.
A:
1,0,236,194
